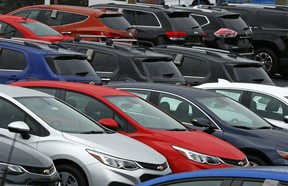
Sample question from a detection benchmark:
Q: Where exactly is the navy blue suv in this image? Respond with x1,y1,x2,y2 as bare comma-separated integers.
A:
0,38,102,84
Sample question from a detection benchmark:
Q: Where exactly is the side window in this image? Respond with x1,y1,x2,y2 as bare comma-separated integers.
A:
0,48,27,70
178,56,209,78
12,9,40,20
251,92,286,121
90,52,117,72
0,98,48,136
158,93,208,124
122,10,136,25
191,14,209,27
65,91,135,132
157,179,224,186
135,11,160,27
0,21,23,38
214,89,243,102
32,88,57,96
258,11,288,29
127,90,151,100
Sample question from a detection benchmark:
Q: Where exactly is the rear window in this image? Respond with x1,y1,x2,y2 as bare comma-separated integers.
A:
46,57,97,76
99,14,133,30
168,12,201,30
20,21,61,36
220,14,248,31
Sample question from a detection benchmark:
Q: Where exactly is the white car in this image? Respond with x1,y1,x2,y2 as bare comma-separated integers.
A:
197,80,288,129
0,85,171,186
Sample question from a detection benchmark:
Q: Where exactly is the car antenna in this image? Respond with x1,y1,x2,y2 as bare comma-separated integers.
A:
22,9,32,21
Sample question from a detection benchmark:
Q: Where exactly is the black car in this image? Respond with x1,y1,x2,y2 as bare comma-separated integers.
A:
213,3,288,77
60,39,186,85
152,45,273,86
90,3,204,47
0,121,59,185
109,82,288,166
171,5,254,58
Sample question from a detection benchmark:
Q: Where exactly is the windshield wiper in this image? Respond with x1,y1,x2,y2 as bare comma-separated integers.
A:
252,78,264,83
166,128,187,131
231,125,253,130
81,131,104,134
75,71,89,76
255,126,272,130
162,73,175,77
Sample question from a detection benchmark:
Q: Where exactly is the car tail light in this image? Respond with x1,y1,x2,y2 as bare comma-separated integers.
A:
214,28,237,38
202,31,207,38
101,32,121,39
166,32,187,40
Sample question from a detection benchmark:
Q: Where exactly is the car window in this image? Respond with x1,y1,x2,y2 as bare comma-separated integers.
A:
0,48,27,70
89,51,117,72
20,21,61,36
140,60,183,77
219,14,248,31
214,89,244,102
64,91,135,133
0,98,48,136
176,56,209,78
168,12,200,30
126,90,151,100
258,11,288,30
0,21,23,37
32,88,57,96
154,179,224,186
99,14,133,30
250,92,287,121
191,14,209,27
12,9,40,20
122,10,136,25
135,11,160,27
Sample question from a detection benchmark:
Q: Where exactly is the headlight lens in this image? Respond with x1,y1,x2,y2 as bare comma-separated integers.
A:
86,150,139,170
0,162,24,175
173,146,221,165
276,149,288,159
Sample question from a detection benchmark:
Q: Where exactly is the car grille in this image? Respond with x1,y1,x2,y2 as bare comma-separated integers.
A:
140,174,162,182
221,158,248,167
137,161,168,171
27,181,60,186
22,165,55,175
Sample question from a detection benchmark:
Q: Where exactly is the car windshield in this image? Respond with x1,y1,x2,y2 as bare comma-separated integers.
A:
99,14,133,30
20,21,61,36
139,60,183,77
16,97,105,133
46,57,97,76
106,96,187,130
195,96,272,129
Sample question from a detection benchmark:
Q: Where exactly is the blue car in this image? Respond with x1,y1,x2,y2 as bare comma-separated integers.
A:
0,38,102,84
138,167,288,186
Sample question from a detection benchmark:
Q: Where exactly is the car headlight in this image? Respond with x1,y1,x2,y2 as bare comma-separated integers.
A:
276,149,288,159
173,146,221,165
0,162,24,175
86,149,140,170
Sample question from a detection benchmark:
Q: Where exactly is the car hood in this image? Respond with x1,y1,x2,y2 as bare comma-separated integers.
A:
151,129,245,160
0,137,53,168
62,132,166,164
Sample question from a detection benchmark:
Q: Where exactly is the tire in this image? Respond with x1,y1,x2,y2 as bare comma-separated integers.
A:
246,154,268,167
254,48,278,77
56,163,88,186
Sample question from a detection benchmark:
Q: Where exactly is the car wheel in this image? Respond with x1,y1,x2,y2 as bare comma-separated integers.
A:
246,154,268,166
254,48,278,77
56,163,88,186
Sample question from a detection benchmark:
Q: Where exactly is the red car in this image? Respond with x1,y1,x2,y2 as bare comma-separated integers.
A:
12,81,248,173
0,15,73,42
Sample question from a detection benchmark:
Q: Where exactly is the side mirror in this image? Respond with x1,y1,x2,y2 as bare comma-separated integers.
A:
284,116,288,123
8,121,30,140
191,118,217,130
98,118,118,130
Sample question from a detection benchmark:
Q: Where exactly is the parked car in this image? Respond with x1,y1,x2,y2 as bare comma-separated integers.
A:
138,166,288,186
12,80,249,173
196,80,288,129
60,39,187,85
8,5,137,39
109,82,288,166
0,129,59,185
151,45,273,86
213,3,288,77
0,84,171,186
172,5,254,58
90,3,204,46
0,15,73,42
0,37,102,85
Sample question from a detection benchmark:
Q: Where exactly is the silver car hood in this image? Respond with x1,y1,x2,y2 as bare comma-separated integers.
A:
62,132,166,164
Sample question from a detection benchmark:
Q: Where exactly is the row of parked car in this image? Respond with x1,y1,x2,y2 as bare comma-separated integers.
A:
1,1,288,186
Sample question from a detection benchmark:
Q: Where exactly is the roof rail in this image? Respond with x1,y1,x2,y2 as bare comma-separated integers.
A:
192,46,230,54
10,37,52,45
0,37,42,49
74,35,107,42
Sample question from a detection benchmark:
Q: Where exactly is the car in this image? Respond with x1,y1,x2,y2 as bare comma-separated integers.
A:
0,84,171,186
7,4,137,39
0,15,73,42
59,39,187,85
138,166,288,186
12,80,249,173
0,127,60,185
196,80,288,129
213,3,288,77
171,5,254,58
90,3,204,47
151,45,273,86
0,37,102,85
108,82,288,166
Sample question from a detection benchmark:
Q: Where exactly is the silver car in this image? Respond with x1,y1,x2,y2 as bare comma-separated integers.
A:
0,85,171,186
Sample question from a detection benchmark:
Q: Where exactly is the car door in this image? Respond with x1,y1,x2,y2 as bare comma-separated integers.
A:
0,47,30,84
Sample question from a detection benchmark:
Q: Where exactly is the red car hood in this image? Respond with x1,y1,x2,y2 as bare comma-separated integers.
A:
151,129,245,160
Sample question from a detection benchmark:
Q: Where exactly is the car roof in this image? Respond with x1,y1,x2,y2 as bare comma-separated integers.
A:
11,81,136,98
0,84,52,98
171,5,240,16
216,3,288,11
197,81,288,98
108,82,222,99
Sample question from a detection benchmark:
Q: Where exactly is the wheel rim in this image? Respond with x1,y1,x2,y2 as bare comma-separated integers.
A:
255,52,273,72
59,171,79,186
